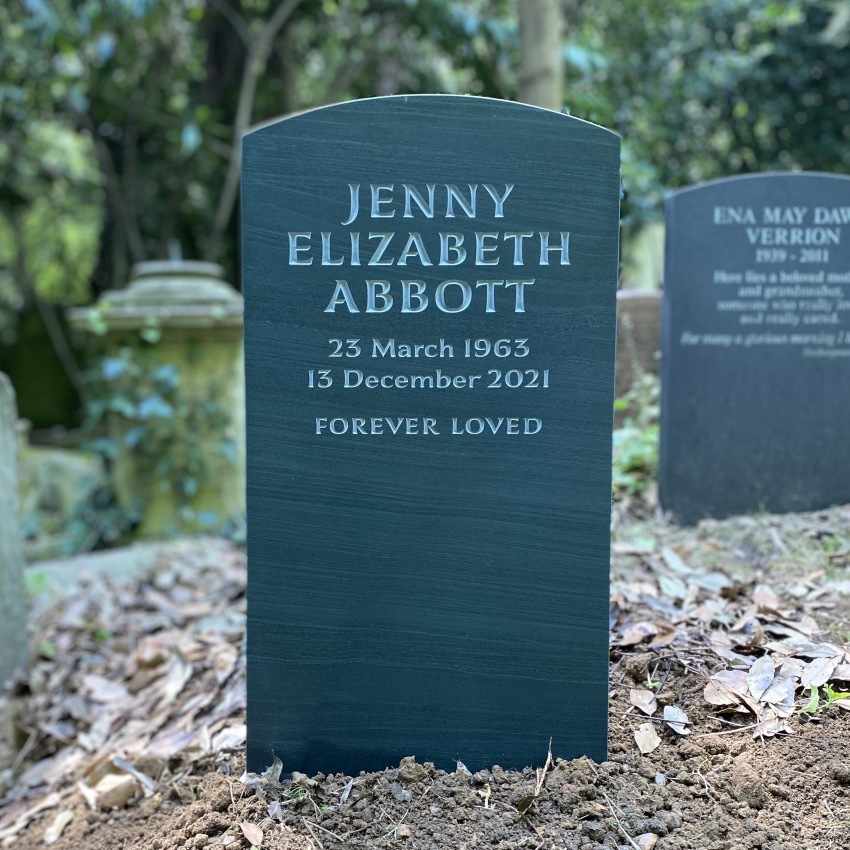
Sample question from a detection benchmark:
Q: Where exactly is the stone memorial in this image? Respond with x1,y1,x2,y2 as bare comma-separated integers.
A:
660,172,850,525
242,95,620,774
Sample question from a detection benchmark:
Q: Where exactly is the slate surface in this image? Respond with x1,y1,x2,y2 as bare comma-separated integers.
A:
242,95,620,775
660,172,850,526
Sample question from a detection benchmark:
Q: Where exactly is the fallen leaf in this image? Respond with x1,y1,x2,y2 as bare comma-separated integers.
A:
648,624,677,648
612,541,655,556
832,663,850,681
752,585,780,611
800,657,841,688
661,547,690,576
779,657,807,678
760,676,796,716
93,773,139,809
516,794,538,816
618,621,660,646
663,705,690,735
658,573,688,601
746,656,776,701
155,655,194,711
261,756,283,783
635,722,661,754
81,674,130,703
240,821,264,846
754,708,792,738
0,793,62,842
212,723,247,751
691,571,732,594
704,680,738,706
43,810,74,845
635,834,659,850
78,781,99,811
630,688,658,716
711,669,750,696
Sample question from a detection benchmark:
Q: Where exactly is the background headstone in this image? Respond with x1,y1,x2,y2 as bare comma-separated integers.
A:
660,172,850,524
0,372,28,688
243,95,620,775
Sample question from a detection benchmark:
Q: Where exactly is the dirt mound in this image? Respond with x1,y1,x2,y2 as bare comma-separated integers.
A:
3,508,850,849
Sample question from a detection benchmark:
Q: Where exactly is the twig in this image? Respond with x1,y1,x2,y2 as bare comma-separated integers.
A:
534,739,554,796
304,820,345,843
600,790,641,850
694,722,760,737
208,0,306,255
10,728,38,773
302,817,324,849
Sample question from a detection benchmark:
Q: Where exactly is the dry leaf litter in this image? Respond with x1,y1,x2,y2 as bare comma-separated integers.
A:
0,508,849,849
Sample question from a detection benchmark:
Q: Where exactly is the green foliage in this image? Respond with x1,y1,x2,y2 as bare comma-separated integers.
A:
823,683,850,706
612,374,660,498
4,0,849,318
572,0,850,225
797,682,850,714
82,344,238,540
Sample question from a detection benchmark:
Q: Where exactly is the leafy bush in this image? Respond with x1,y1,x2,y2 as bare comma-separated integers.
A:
612,373,659,498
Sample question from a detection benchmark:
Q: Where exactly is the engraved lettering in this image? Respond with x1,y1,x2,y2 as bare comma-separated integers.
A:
324,279,360,313
475,232,499,265
435,280,473,313
370,184,395,217
321,232,344,266
483,183,514,217
476,280,504,313
368,232,395,265
397,232,433,266
505,279,535,312
341,183,359,225
445,184,477,218
503,232,533,265
539,232,570,265
403,184,436,218
401,280,428,313
366,280,393,313
439,233,466,266
288,232,313,265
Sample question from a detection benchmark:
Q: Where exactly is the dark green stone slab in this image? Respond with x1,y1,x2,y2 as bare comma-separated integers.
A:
242,95,620,775
661,173,850,526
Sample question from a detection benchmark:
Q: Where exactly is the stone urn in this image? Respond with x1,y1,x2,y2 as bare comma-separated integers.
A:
70,261,245,539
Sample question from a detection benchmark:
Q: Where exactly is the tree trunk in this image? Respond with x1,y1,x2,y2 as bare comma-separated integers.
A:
0,372,28,691
518,0,564,111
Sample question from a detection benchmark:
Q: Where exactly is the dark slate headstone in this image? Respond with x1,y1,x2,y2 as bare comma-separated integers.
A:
242,95,620,775
661,172,850,525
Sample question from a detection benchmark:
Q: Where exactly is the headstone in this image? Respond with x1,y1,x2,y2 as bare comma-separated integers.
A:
660,172,850,525
242,95,620,775
0,372,28,688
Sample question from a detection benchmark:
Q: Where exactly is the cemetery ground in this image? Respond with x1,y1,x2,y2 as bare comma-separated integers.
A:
2,506,850,850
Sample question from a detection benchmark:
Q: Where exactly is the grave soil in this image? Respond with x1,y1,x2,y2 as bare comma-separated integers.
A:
3,508,850,850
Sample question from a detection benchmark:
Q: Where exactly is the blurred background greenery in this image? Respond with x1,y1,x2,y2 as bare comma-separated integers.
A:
1,0,849,547
3,0,849,425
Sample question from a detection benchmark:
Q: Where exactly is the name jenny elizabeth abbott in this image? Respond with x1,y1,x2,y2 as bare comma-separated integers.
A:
315,416,543,435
